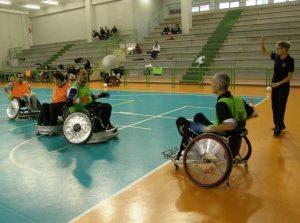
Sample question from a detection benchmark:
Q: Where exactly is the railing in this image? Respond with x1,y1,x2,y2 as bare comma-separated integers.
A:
0,66,277,88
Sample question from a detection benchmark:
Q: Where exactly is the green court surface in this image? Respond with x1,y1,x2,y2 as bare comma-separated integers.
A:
0,88,265,223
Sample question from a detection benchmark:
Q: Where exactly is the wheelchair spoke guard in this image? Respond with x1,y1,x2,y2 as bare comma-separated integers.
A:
183,133,233,188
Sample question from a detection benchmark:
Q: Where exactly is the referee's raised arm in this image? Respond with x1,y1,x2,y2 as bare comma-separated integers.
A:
260,36,271,59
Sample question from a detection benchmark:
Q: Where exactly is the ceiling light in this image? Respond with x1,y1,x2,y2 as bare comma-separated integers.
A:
0,0,11,5
42,0,59,5
24,4,41,9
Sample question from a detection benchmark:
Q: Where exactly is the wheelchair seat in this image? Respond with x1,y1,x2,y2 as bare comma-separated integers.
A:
63,109,118,144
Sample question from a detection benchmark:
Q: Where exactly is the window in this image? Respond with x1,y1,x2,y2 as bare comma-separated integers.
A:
274,0,286,2
257,0,268,5
246,0,256,6
230,1,239,8
200,4,210,11
192,6,200,12
219,2,230,9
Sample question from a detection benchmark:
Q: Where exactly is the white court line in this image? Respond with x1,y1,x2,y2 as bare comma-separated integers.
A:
118,106,187,130
113,111,190,121
8,140,72,173
185,105,215,110
68,161,170,223
254,96,269,107
111,100,135,107
9,136,44,173
117,125,151,131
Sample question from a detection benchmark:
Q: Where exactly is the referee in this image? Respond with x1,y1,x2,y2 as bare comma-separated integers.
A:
260,36,294,137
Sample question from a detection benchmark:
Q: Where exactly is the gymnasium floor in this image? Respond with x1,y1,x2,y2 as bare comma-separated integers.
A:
0,83,299,223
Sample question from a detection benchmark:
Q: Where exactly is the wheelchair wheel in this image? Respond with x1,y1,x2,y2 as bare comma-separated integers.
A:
238,136,252,161
7,99,20,120
63,110,93,144
183,133,233,188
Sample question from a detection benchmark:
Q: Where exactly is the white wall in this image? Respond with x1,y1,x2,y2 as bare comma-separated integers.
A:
132,0,164,42
0,10,30,67
31,8,86,45
94,0,133,31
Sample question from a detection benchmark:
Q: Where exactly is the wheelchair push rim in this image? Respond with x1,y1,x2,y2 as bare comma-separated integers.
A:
7,99,20,120
238,136,252,161
63,111,93,144
183,133,233,188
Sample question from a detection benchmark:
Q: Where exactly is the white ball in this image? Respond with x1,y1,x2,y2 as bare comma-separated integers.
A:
102,55,116,69
266,86,272,92
103,83,108,88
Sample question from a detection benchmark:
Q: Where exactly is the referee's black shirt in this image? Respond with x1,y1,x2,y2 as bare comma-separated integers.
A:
271,53,294,88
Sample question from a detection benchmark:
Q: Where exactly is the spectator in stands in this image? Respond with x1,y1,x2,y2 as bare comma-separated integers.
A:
171,24,181,34
100,27,106,40
104,26,111,38
134,43,142,54
67,64,76,75
84,60,92,81
92,30,100,39
161,25,171,36
150,41,160,60
111,25,118,36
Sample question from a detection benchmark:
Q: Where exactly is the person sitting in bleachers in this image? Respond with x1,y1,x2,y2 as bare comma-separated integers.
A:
150,41,160,60
161,25,171,36
111,25,118,36
92,30,100,39
104,26,111,38
171,24,182,34
4,73,39,111
133,43,142,54
100,27,106,40
38,71,69,126
67,64,76,75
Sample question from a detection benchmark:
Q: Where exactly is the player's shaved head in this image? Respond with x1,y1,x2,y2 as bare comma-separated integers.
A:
213,73,230,91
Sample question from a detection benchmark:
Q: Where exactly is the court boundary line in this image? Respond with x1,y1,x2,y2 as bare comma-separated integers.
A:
68,95,270,223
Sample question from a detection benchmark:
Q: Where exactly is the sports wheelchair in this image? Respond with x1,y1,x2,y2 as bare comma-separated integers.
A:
63,108,118,144
162,123,252,188
7,97,41,120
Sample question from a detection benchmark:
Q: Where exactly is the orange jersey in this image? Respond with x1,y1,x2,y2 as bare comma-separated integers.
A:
52,83,69,104
11,81,31,98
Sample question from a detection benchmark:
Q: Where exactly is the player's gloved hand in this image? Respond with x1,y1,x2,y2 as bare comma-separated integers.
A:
98,92,110,98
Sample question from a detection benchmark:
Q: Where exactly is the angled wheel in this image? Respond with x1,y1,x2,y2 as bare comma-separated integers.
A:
7,99,20,120
238,136,252,161
183,133,233,188
63,110,93,144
